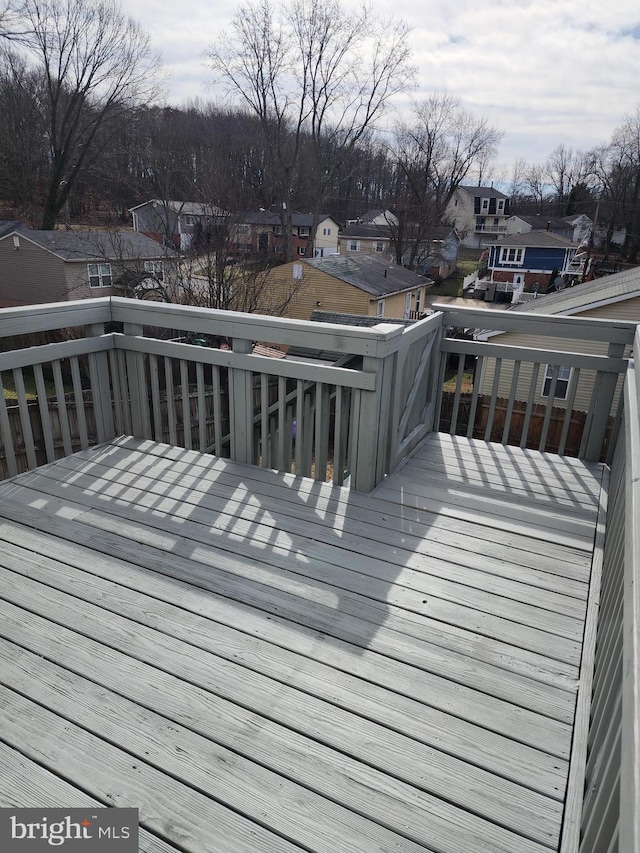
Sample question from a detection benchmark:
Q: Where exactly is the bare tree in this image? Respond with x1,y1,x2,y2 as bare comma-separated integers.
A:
388,93,502,267
207,0,414,260
0,0,28,41
6,0,160,229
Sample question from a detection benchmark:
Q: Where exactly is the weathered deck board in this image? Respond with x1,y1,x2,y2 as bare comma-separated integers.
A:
0,434,604,853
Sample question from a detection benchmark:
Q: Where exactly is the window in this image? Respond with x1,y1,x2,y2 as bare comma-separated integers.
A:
404,291,412,319
499,246,524,265
88,263,112,288
274,225,283,235
298,226,310,237
497,199,504,211
542,365,572,400
348,240,360,251
377,300,384,317
323,227,331,236
297,246,306,256
481,198,489,211
184,214,199,226
374,241,385,253
144,260,164,281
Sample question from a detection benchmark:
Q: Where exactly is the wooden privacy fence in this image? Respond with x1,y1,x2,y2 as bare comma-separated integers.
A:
439,392,614,459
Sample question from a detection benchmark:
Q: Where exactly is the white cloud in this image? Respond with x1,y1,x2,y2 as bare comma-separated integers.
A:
126,0,640,165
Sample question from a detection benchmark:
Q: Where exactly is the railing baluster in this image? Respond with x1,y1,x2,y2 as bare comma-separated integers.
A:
212,365,222,457
149,354,162,441
333,385,345,487
521,363,540,450
466,355,483,440
449,355,466,436
51,360,72,457
180,359,191,450
484,358,502,442
0,372,17,477
314,381,328,481
33,363,56,463
13,367,37,470
302,389,314,477
277,376,286,471
539,364,560,452
502,361,521,445
107,349,125,436
557,368,580,457
260,374,269,468
164,357,177,446
196,362,206,452
117,349,132,435
294,379,304,476
70,357,89,450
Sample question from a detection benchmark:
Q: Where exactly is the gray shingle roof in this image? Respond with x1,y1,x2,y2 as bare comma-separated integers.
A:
339,223,391,239
495,231,577,248
510,265,640,315
4,229,174,261
303,253,430,297
459,185,508,199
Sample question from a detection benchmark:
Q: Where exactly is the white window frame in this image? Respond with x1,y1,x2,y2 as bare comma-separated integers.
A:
377,299,384,317
541,365,572,400
374,241,385,253
497,199,505,211
298,226,310,237
88,263,112,288
144,260,164,281
481,198,489,211
499,246,524,265
297,246,306,256
348,240,360,252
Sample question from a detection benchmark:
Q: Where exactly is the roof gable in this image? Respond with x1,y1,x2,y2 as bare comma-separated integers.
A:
1,229,175,261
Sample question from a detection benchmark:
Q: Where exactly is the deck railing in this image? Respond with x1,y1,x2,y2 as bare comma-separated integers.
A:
0,295,638,848
0,298,637,484
434,305,636,462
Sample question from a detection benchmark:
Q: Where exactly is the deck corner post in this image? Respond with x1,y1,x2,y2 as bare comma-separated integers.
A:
122,322,151,440
350,351,396,492
229,337,254,464
87,321,115,443
583,341,626,461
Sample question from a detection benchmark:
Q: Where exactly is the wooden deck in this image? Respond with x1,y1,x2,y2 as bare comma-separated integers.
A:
0,433,604,853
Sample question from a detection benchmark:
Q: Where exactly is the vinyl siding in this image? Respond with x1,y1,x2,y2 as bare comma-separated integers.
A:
478,297,640,412
265,263,374,320
0,237,69,305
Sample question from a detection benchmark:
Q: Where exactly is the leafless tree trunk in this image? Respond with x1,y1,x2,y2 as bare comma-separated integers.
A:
207,0,414,261
5,0,160,229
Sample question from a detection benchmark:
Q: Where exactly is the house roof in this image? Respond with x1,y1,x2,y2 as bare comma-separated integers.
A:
509,265,640,316
129,200,226,217
339,223,392,239
0,219,25,239
494,231,577,249
239,211,334,227
509,215,574,231
459,185,508,199
303,254,430,297
2,229,174,261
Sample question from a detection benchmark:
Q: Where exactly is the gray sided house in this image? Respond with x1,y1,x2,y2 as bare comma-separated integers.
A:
0,229,177,307
445,185,510,248
130,200,227,250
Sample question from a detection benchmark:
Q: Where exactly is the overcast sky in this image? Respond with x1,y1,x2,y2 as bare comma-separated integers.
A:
130,0,640,178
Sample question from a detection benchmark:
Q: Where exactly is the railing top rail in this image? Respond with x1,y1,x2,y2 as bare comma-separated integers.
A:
109,297,412,357
0,298,112,339
433,303,638,345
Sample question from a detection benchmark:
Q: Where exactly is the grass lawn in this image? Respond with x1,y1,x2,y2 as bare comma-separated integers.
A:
1,371,58,401
428,259,482,300
443,370,474,393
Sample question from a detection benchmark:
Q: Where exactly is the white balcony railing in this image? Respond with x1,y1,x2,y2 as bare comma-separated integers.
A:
474,224,507,233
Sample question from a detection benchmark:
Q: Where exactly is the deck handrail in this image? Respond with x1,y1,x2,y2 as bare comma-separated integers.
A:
0,296,636,481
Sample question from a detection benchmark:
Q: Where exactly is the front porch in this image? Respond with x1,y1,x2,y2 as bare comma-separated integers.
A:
0,432,604,853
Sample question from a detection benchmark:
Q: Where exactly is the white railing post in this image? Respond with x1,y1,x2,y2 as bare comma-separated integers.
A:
228,337,254,464
87,322,115,443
